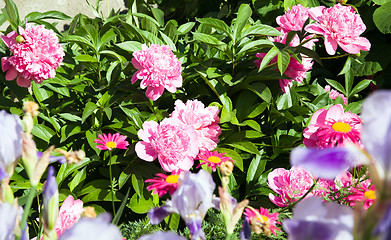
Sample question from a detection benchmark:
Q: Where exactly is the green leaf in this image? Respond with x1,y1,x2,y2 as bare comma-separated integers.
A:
128,192,155,214
32,124,55,143
296,46,322,65
197,18,233,39
60,124,82,143
100,50,127,64
25,10,71,21
233,4,252,41
120,106,143,129
131,174,144,198
249,83,272,103
246,154,266,183
239,24,281,40
159,31,177,52
61,35,96,53
75,54,98,63
373,0,391,4
193,32,226,48
3,0,20,29
151,8,164,26
98,29,116,52
338,56,352,76
247,102,268,118
116,41,143,52
258,46,279,72
227,141,259,155
82,102,98,124
373,2,391,34
177,22,196,35
344,68,354,98
129,12,160,27
350,79,371,96
325,79,346,96
216,147,243,171
277,49,290,75
237,39,274,56
68,167,86,192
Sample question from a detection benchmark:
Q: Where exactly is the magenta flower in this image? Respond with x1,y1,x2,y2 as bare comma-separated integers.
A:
346,179,376,210
1,24,64,87
131,44,182,101
94,133,129,151
171,99,221,151
324,85,348,105
196,151,233,172
135,118,199,172
145,170,181,197
56,195,84,237
276,4,309,31
243,207,281,236
255,28,315,93
305,4,371,55
267,167,315,207
303,104,362,148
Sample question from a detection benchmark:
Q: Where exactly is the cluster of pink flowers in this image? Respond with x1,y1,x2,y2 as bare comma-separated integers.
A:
305,4,371,55
136,99,221,172
324,85,348,105
303,104,362,148
1,24,64,87
131,44,182,101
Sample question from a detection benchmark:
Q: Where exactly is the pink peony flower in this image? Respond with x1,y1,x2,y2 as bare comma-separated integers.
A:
255,28,315,93
267,167,315,207
170,99,221,151
276,4,309,31
244,207,281,236
303,104,362,148
145,170,181,197
135,118,199,172
94,133,129,151
56,195,84,237
324,85,348,105
196,151,233,172
305,4,371,55
131,44,182,101
1,24,64,87
346,178,376,210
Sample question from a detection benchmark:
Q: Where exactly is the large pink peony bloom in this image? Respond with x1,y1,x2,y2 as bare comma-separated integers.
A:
276,4,309,31
131,44,182,101
170,99,221,151
255,28,315,93
135,118,199,172
56,195,84,237
303,104,362,148
305,4,371,55
1,24,64,87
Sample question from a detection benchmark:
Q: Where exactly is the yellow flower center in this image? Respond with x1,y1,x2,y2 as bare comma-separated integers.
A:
165,174,179,184
208,156,221,163
257,215,269,222
364,190,376,200
332,122,351,133
105,141,117,149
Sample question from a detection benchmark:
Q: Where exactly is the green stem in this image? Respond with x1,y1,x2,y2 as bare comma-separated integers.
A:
320,53,351,60
109,151,116,216
18,184,37,240
225,233,233,240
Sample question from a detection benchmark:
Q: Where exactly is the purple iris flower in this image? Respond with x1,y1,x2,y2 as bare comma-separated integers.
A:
283,197,353,240
37,151,66,164
137,231,186,240
148,170,218,240
0,202,19,240
59,213,123,240
43,166,57,200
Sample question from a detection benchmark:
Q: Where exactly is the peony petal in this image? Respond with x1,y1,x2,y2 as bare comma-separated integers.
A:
135,141,157,162
324,35,338,55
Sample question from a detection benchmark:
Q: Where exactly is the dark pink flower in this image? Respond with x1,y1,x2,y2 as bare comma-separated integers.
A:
244,207,281,236
276,4,309,31
145,170,181,197
303,104,362,148
196,151,232,172
94,133,129,151
346,179,376,210
131,44,182,101
305,4,371,55
171,99,221,151
1,24,64,87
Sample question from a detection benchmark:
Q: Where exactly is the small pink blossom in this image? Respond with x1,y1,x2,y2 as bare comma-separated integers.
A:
303,104,362,148
276,4,309,31
346,178,376,210
244,207,281,236
131,44,182,101
305,4,371,55
170,99,221,151
324,85,348,105
56,195,84,237
145,170,181,197
196,151,233,172
94,133,129,151
1,24,64,87
135,118,199,172
255,28,315,93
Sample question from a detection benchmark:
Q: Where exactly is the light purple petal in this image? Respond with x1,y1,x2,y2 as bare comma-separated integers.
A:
137,231,186,240
148,204,173,225
0,202,18,240
240,217,252,240
43,166,57,200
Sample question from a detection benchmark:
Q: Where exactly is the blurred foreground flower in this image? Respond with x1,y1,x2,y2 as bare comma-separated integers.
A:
131,44,182,101
42,166,59,239
244,206,281,236
1,24,64,87
0,201,23,240
56,195,84,237
283,197,353,240
94,133,129,151
137,231,186,240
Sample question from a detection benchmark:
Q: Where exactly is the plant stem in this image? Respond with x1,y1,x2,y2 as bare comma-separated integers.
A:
109,151,116,216
18,184,37,240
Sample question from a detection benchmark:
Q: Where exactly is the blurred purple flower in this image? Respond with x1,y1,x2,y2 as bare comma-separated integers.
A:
283,197,353,240
148,170,218,240
239,217,251,240
37,151,66,164
373,204,391,239
137,231,186,240
59,213,123,240
0,110,23,176
0,202,19,240
43,166,57,200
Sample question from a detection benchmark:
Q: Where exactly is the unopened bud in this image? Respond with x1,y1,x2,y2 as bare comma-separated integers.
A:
82,206,97,218
220,161,234,176
16,35,25,43
23,101,39,118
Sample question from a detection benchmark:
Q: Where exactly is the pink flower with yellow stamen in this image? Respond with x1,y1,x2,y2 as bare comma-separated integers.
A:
94,133,129,151
145,171,181,197
346,178,376,210
196,151,233,172
303,104,362,148
244,207,281,236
